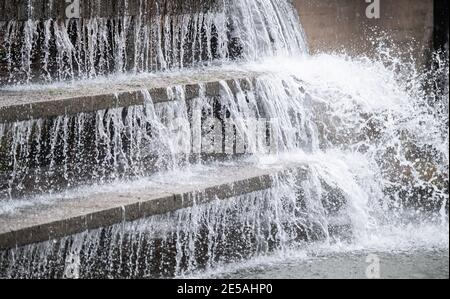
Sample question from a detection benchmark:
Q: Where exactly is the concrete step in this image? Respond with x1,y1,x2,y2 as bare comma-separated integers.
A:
0,163,310,251
0,70,257,123
0,70,264,199
0,162,351,278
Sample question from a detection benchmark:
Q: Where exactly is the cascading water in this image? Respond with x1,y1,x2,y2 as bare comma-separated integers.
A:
0,168,350,279
0,0,448,278
0,0,307,85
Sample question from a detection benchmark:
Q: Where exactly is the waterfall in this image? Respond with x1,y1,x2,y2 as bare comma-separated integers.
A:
0,0,307,85
0,167,351,279
0,0,448,278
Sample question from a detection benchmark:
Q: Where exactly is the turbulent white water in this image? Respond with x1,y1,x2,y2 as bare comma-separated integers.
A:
0,0,448,279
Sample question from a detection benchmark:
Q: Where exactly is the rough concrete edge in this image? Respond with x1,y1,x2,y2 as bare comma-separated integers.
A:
0,166,300,251
0,76,254,123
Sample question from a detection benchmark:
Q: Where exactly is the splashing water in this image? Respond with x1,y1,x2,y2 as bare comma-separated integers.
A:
0,0,448,278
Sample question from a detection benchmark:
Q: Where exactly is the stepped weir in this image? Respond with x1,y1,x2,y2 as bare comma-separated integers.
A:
0,0,448,279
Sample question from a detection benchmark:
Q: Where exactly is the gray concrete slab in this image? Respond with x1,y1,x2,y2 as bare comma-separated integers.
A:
0,163,308,250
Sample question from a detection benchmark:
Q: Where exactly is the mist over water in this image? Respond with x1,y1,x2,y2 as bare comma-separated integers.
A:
0,0,448,278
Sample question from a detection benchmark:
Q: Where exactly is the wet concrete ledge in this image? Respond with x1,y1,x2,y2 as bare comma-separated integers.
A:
0,164,307,251
0,70,257,123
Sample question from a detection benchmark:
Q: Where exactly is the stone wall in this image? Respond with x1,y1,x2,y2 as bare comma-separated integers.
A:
293,0,434,67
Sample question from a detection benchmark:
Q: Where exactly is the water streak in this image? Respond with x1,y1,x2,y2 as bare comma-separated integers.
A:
0,0,307,85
